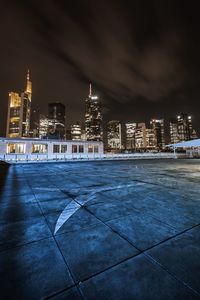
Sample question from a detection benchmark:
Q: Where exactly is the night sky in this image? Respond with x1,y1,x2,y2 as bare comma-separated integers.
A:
1,0,200,136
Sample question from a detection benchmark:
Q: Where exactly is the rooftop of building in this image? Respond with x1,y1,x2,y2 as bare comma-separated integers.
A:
0,159,200,299
0,137,103,144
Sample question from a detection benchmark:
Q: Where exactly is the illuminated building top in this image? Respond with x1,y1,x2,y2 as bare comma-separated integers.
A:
6,70,32,138
85,84,103,142
25,69,32,98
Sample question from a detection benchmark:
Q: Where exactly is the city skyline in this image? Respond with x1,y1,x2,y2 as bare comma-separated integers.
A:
1,1,200,136
2,69,198,145
0,69,200,136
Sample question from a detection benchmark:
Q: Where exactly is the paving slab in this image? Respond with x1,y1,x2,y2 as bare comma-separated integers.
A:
56,222,139,282
0,159,200,299
106,212,177,250
47,287,82,300
46,207,101,235
39,197,72,215
33,190,68,201
0,185,33,197
80,253,199,300
0,216,52,251
147,225,200,294
0,237,74,300
0,202,42,225
0,193,36,206
86,200,137,222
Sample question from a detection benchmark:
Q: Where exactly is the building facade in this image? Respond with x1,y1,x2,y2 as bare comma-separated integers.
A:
47,102,66,139
39,115,60,139
146,128,157,149
177,114,193,141
39,115,50,138
0,138,104,162
125,123,136,150
48,102,65,124
170,114,196,143
107,120,123,151
150,119,165,150
135,123,157,150
71,122,82,140
6,70,32,138
170,119,179,144
135,123,146,149
85,84,103,141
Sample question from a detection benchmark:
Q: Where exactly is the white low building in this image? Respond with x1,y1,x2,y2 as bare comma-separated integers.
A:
0,137,190,163
0,138,104,162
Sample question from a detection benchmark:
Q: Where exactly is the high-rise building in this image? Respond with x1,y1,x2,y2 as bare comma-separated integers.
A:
47,102,66,139
150,119,165,150
81,130,87,141
177,113,193,141
6,70,32,138
146,128,157,149
85,84,103,141
135,123,147,149
6,92,21,138
170,113,195,143
125,123,136,150
191,129,198,139
107,120,123,151
39,115,49,138
71,122,82,140
135,123,156,150
170,118,179,144
48,102,65,125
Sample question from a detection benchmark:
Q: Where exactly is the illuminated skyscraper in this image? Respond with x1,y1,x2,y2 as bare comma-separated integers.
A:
135,123,147,149
146,128,157,149
177,113,193,141
125,123,136,150
135,123,156,150
85,84,103,141
107,120,123,151
71,122,82,140
170,113,195,143
39,115,50,138
170,118,179,144
150,119,165,150
6,70,32,138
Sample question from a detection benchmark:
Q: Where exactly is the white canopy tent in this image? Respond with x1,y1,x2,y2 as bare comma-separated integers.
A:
167,139,200,148
167,139,200,158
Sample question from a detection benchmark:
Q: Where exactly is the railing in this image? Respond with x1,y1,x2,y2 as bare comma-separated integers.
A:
0,152,188,163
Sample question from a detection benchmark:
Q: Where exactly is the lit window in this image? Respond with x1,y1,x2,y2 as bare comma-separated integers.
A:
32,144,48,153
53,144,60,153
7,143,25,154
88,145,93,153
10,93,21,107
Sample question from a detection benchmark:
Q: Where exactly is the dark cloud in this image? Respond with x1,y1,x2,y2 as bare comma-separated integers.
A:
0,0,200,135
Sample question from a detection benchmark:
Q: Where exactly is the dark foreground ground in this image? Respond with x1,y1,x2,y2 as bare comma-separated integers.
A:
0,159,200,300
